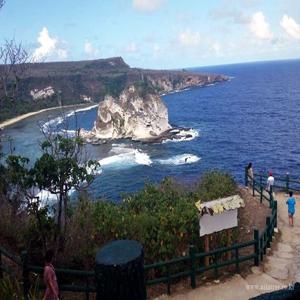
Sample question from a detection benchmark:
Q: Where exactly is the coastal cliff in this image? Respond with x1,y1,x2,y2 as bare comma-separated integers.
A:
0,57,229,122
81,85,171,141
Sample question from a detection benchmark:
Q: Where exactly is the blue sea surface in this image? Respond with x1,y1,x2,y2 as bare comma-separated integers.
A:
3,59,300,201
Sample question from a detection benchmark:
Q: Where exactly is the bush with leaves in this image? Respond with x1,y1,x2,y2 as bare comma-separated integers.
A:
196,170,237,202
0,274,40,300
0,132,99,255
92,178,199,263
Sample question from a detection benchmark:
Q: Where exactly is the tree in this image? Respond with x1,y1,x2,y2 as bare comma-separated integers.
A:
0,130,100,253
0,38,30,105
32,131,100,252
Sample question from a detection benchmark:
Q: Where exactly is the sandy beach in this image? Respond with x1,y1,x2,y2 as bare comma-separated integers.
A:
0,103,98,129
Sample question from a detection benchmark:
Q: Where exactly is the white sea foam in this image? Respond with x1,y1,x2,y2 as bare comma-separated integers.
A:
64,104,98,118
134,150,152,166
157,154,200,165
99,149,152,168
163,128,199,143
41,116,64,132
41,104,98,133
110,143,136,155
35,187,76,207
85,164,103,176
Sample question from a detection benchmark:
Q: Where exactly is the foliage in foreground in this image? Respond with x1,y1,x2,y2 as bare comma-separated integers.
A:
0,274,40,300
0,170,237,267
196,170,237,202
65,172,237,266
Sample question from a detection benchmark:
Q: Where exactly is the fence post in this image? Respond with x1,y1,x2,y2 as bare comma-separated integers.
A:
269,186,273,208
286,173,289,194
167,264,171,295
260,236,264,261
235,248,240,273
189,245,196,289
245,167,248,186
266,217,271,248
273,201,278,228
259,175,263,203
21,251,30,300
253,229,259,266
85,277,90,300
0,249,3,279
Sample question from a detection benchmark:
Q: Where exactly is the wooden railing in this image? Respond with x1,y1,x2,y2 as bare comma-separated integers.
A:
0,168,279,298
246,169,300,193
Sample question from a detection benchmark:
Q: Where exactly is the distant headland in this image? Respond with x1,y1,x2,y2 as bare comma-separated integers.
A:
0,57,228,124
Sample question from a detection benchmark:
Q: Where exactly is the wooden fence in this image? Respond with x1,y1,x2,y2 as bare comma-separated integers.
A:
0,168,281,299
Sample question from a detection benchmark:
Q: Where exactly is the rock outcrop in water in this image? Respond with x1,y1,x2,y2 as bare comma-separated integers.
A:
81,85,171,141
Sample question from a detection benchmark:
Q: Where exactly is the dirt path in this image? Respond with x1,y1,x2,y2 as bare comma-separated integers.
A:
155,191,298,300
263,192,300,283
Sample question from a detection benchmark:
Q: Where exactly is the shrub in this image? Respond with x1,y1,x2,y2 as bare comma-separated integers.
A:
1,171,238,269
0,274,40,300
92,178,200,263
196,170,237,202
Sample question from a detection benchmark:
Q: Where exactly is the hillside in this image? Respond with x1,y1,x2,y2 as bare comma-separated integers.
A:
0,57,228,122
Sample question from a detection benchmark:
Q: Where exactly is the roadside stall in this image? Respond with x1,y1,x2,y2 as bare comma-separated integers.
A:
195,195,245,265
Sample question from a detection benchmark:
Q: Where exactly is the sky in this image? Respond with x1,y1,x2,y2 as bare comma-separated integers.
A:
0,0,300,69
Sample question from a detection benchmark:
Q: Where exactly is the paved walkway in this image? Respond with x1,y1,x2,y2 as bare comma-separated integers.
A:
155,192,299,300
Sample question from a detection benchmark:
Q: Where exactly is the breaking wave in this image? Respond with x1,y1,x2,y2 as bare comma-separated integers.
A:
41,104,98,133
163,128,199,143
99,149,152,168
157,154,200,165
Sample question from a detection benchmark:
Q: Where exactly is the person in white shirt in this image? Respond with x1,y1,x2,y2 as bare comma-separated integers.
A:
266,172,274,191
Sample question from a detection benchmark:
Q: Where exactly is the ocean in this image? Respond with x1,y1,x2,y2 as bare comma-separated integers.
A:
2,59,300,201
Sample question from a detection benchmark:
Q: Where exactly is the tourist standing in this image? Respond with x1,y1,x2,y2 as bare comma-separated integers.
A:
266,171,274,192
246,163,254,186
286,191,296,226
43,249,59,300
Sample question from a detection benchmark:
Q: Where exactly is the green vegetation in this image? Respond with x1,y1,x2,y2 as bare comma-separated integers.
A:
0,133,99,256
133,79,157,97
100,73,128,97
196,170,237,202
0,96,83,122
0,132,237,267
0,274,40,300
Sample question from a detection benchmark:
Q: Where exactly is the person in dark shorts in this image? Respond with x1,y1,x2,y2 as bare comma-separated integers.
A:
286,191,296,227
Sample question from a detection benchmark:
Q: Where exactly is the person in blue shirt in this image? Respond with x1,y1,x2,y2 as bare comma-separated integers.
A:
286,191,296,226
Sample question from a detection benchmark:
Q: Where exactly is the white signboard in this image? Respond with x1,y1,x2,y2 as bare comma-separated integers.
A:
199,208,238,237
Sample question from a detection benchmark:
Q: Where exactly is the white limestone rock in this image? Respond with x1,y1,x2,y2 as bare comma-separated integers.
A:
30,86,55,100
82,85,171,141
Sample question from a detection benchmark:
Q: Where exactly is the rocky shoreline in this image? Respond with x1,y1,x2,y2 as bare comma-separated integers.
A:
79,83,204,144
80,126,195,145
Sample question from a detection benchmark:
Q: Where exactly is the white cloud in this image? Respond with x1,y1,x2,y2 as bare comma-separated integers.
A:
33,27,57,60
125,42,138,53
249,12,273,40
33,27,68,61
153,44,160,53
280,14,300,40
132,0,165,12
56,49,68,59
211,42,223,57
84,41,100,58
178,29,201,47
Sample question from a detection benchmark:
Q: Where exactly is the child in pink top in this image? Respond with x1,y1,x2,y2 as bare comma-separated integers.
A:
43,249,59,300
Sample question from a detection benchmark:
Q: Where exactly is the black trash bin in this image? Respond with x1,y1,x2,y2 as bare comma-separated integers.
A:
95,239,146,300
